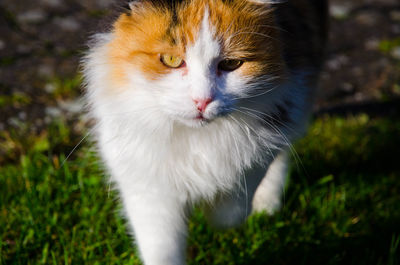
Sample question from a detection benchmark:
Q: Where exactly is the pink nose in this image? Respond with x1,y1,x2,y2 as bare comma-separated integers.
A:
193,98,212,113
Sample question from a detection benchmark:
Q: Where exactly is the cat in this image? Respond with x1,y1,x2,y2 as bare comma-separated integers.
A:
82,0,328,264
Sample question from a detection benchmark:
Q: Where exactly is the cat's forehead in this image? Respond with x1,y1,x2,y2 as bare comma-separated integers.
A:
115,0,275,49
109,0,282,81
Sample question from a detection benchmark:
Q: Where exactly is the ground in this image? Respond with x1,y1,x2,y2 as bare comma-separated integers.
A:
0,0,400,264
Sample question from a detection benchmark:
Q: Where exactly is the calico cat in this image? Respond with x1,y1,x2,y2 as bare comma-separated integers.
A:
82,0,328,264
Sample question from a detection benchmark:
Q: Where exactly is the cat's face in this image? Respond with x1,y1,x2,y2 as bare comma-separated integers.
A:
107,0,286,128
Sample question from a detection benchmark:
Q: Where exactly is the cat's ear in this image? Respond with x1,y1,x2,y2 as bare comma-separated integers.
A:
128,1,142,10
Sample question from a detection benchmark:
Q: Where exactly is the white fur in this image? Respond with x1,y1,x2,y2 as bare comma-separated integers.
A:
252,151,289,214
83,9,311,265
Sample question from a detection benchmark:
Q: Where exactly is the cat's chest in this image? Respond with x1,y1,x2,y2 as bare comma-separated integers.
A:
99,117,262,196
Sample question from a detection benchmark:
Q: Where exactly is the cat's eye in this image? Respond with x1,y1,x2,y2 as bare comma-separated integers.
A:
160,54,185,68
218,59,244,72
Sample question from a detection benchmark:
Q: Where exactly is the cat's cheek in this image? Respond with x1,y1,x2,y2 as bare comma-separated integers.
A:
157,92,197,120
181,68,189,76
202,102,220,120
221,73,249,97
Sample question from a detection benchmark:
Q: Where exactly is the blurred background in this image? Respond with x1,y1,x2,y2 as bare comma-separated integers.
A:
1,0,399,264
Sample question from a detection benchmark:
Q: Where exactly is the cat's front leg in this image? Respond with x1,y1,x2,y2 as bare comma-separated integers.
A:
252,151,289,214
119,186,188,265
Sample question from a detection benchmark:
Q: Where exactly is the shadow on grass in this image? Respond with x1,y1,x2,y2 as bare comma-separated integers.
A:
188,112,400,265
274,112,400,265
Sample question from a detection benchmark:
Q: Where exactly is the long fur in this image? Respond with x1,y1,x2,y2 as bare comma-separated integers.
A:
82,0,327,264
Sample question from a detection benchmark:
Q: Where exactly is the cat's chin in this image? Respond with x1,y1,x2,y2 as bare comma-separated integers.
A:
176,117,212,128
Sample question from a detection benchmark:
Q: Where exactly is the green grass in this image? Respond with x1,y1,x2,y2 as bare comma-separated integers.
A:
0,92,31,108
1,114,400,264
379,37,400,55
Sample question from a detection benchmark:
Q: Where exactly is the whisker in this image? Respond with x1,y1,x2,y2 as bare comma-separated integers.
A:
239,107,298,136
238,116,276,160
229,108,277,159
60,128,94,168
239,109,305,173
232,85,279,100
227,114,250,216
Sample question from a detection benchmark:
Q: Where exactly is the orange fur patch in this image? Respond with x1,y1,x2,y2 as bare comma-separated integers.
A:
107,0,286,85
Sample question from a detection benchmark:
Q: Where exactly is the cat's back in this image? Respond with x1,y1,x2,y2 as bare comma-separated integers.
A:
274,0,329,73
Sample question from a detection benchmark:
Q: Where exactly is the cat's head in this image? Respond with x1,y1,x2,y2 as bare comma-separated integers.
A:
102,0,287,128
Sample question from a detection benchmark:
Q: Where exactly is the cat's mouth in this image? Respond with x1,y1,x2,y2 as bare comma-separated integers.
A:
195,113,205,120
173,102,221,128
192,115,211,127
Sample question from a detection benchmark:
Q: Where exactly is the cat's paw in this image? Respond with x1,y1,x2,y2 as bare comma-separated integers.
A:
252,185,282,215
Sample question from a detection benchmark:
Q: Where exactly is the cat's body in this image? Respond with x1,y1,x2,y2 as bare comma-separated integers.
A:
83,0,327,264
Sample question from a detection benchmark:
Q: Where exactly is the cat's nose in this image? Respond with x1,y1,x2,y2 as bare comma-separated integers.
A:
193,98,212,113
